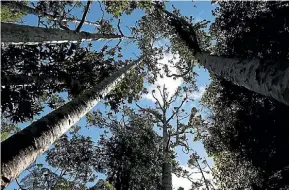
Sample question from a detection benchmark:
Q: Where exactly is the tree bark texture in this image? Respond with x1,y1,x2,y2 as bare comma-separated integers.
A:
162,123,172,190
1,60,139,189
1,22,122,45
196,52,289,106
162,162,172,190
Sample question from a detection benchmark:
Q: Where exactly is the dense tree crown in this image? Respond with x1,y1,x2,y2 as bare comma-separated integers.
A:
1,1,288,190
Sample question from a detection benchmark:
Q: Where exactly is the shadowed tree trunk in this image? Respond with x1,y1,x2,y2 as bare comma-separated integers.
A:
162,162,172,190
156,4,289,106
162,122,172,190
1,59,141,189
1,1,100,27
1,22,123,45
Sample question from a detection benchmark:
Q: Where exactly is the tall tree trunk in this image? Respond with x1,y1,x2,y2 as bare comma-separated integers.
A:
1,59,140,189
162,123,172,190
1,1,100,27
195,52,289,106
162,162,172,190
1,22,123,45
156,5,289,106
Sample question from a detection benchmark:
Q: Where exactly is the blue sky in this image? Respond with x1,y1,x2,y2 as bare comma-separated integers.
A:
7,1,217,189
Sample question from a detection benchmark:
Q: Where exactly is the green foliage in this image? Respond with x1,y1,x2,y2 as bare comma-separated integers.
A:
103,1,152,18
211,1,289,59
46,134,98,184
202,78,289,189
89,107,163,190
1,44,129,123
1,122,20,142
103,180,114,190
20,108,164,190
1,2,27,22
106,68,144,110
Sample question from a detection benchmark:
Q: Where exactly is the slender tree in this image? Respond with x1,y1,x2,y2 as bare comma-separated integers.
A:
136,85,212,190
1,57,142,188
153,2,289,106
1,22,123,45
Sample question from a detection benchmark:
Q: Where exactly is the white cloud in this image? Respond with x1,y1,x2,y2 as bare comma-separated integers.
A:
190,86,206,101
143,53,183,104
172,172,192,190
172,165,214,190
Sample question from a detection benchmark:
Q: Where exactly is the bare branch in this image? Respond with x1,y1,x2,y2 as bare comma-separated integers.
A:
135,103,163,122
195,158,210,190
67,2,78,15
166,92,188,124
117,19,124,37
179,113,191,121
167,88,180,105
75,0,92,32
97,1,105,21
15,178,26,190
152,89,164,111
166,61,193,78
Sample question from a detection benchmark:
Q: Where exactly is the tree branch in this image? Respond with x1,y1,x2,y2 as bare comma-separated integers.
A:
117,19,124,37
75,0,92,32
166,61,193,77
15,178,26,190
166,92,188,124
195,158,210,190
152,88,164,111
135,103,163,122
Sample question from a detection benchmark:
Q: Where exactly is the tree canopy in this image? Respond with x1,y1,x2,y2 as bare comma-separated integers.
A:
1,1,289,190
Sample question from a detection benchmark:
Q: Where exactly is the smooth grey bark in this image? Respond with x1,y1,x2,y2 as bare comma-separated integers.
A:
195,52,289,106
1,1,100,27
1,60,139,188
1,22,123,45
162,122,172,190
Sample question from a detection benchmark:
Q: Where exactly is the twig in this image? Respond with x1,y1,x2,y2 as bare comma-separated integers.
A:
98,1,105,21
166,92,188,124
135,103,163,122
152,88,164,111
67,2,78,15
15,178,26,190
